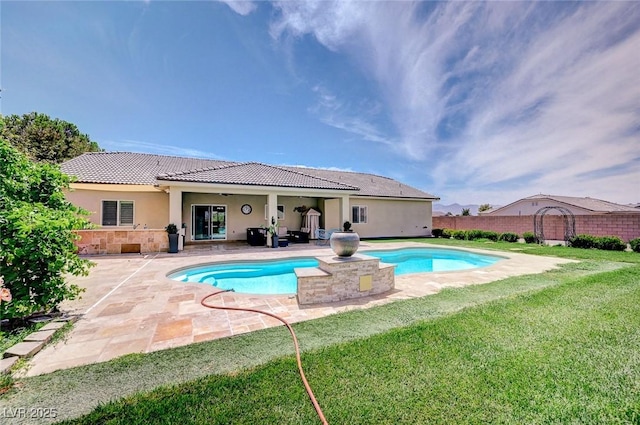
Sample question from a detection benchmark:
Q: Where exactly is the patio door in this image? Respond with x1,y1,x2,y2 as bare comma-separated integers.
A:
192,205,227,241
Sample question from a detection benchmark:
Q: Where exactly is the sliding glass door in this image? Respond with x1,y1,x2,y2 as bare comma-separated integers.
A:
192,205,226,241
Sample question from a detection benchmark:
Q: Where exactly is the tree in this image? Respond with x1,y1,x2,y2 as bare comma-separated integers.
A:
478,204,492,213
0,112,101,164
0,138,93,319
461,208,471,216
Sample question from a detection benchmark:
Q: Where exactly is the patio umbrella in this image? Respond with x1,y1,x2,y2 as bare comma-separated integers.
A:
302,208,321,239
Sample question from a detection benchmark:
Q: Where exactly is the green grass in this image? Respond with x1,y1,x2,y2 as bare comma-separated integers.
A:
3,241,640,424
1,321,46,353
62,263,640,424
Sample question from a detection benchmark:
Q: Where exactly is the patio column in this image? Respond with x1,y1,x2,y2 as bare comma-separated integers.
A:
168,188,184,251
266,192,278,247
340,195,350,229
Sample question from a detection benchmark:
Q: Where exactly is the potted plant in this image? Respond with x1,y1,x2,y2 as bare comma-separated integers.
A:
262,217,279,248
330,221,360,257
166,223,179,253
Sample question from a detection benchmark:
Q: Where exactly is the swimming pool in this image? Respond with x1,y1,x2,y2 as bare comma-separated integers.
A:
168,247,501,295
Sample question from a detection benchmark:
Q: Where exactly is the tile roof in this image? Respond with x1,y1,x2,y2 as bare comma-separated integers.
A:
61,152,438,199
61,152,235,185
157,162,359,190
525,194,640,213
281,166,437,199
488,194,639,214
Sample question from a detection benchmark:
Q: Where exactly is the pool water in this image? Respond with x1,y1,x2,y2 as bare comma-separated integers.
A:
168,248,501,295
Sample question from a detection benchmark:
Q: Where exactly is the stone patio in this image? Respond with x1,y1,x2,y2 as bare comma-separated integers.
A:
21,241,574,377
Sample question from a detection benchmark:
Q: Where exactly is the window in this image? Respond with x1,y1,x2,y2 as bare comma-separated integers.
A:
352,205,368,224
264,204,285,220
102,200,134,226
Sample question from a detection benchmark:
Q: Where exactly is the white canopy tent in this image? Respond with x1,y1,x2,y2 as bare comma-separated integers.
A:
301,208,321,239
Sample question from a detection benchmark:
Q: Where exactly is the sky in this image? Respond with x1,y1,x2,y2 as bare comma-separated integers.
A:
1,1,639,206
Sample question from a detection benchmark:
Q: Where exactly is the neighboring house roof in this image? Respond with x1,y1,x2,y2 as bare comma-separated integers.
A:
61,152,438,200
487,194,639,214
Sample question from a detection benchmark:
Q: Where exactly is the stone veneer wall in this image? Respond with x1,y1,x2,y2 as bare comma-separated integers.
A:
74,229,169,255
296,254,395,305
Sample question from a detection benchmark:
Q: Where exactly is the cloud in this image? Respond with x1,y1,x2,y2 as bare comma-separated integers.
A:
101,139,226,160
217,0,257,16
271,1,640,204
308,85,392,146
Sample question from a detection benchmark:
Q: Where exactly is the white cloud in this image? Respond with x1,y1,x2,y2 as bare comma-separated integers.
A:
271,1,640,204
101,139,226,160
217,0,257,16
308,85,392,146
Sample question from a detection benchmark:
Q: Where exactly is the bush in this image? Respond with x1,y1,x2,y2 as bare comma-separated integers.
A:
498,232,519,243
570,234,597,249
594,236,626,251
432,228,444,238
570,234,627,251
0,139,93,319
441,228,454,239
523,232,536,244
630,238,640,253
452,230,467,240
483,230,499,241
466,229,498,241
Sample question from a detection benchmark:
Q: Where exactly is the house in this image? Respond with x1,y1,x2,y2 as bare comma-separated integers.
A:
480,194,640,216
61,152,439,250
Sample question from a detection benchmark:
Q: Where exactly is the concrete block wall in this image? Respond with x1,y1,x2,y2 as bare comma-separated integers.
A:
433,214,640,242
296,254,395,304
74,229,170,255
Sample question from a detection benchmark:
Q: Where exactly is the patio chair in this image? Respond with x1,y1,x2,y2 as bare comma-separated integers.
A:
315,228,331,245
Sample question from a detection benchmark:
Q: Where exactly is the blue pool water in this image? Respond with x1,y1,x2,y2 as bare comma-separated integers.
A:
168,248,501,295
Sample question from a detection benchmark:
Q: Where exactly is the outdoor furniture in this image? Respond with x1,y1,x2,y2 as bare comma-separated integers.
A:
288,230,310,243
277,227,289,243
246,227,266,246
315,228,334,245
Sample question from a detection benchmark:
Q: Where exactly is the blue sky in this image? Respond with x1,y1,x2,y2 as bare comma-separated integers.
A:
2,1,639,205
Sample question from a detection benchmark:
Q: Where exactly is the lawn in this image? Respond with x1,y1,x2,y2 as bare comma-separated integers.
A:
3,240,640,424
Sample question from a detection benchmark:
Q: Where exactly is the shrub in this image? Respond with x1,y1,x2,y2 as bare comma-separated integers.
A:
0,139,93,320
432,228,444,238
481,230,499,241
464,229,483,240
523,232,536,244
499,232,519,243
570,234,597,249
452,230,467,240
630,238,640,253
594,236,626,251
441,228,454,239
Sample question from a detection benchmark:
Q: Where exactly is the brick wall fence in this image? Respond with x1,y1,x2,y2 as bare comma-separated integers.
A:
75,229,169,255
433,214,640,242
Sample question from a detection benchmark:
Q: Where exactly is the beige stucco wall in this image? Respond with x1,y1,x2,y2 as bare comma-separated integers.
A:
66,186,433,242
348,198,433,238
324,198,342,230
65,189,169,230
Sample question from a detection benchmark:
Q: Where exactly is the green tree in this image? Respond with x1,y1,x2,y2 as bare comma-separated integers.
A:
0,112,101,164
461,208,471,216
478,204,492,212
0,138,93,319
